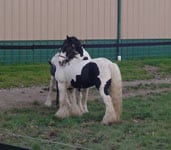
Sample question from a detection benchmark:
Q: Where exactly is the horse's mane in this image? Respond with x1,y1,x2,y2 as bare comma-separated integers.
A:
61,36,83,57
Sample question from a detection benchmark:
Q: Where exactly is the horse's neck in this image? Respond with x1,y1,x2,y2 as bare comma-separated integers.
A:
66,57,90,70
82,48,91,59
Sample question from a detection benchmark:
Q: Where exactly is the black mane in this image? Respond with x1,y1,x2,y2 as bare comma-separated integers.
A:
61,36,83,61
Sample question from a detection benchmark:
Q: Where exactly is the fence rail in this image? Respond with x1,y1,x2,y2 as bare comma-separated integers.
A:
1,41,171,49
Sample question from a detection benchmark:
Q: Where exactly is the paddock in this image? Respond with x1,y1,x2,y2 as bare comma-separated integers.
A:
0,0,171,149
0,58,171,149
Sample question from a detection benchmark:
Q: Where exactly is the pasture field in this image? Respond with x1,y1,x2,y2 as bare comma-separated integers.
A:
0,57,171,150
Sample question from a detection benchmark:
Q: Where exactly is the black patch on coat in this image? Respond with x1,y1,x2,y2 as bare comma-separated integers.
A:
83,57,88,60
71,62,101,90
104,79,111,95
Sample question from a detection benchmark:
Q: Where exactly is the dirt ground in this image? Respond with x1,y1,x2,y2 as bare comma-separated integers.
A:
0,77,170,111
0,65,170,110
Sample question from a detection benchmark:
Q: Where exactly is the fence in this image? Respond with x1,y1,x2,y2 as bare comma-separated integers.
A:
1,39,171,64
0,0,171,64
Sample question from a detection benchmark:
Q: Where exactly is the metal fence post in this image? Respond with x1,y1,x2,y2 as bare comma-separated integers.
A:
117,0,122,61
32,44,35,63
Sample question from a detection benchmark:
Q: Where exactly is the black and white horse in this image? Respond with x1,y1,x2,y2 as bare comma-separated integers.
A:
54,36,122,125
45,36,91,117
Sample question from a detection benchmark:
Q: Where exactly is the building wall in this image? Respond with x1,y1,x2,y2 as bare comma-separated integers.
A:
0,0,171,41
121,0,171,39
0,0,117,40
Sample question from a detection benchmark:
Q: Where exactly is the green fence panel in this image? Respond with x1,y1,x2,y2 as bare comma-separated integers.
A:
120,39,171,59
85,39,117,60
0,39,171,64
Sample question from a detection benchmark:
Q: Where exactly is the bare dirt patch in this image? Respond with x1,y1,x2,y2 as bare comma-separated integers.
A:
89,78,171,100
0,86,47,110
144,65,169,79
0,77,170,111
144,65,159,73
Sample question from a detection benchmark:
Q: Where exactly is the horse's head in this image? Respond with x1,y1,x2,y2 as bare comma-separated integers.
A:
62,35,84,56
58,36,84,66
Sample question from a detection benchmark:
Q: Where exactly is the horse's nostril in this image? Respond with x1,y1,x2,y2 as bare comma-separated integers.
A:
59,61,62,65
59,61,64,66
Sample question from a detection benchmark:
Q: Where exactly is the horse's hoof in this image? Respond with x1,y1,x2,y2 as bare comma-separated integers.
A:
44,101,52,107
101,117,120,125
70,107,83,116
101,120,114,125
83,108,89,114
101,114,117,125
55,108,70,118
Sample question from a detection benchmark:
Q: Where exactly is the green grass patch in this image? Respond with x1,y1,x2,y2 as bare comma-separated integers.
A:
0,57,170,88
0,63,49,88
117,60,153,81
117,57,171,81
0,92,171,149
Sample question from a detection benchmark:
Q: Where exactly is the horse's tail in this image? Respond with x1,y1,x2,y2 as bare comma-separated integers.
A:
109,63,122,122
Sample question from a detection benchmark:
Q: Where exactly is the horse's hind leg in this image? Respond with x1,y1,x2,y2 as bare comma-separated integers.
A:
99,85,117,125
45,76,56,107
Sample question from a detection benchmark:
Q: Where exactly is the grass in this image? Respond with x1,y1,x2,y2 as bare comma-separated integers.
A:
117,57,171,81
0,63,50,88
0,57,171,149
0,57,171,88
0,92,171,149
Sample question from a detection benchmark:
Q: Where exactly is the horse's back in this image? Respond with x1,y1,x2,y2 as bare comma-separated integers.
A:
62,57,115,88
92,57,113,65
91,58,114,76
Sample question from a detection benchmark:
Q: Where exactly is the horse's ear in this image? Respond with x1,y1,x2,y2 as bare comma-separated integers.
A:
81,39,85,44
66,35,70,40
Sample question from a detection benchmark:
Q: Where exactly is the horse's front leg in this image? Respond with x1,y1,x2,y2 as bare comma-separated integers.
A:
56,81,59,107
76,90,84,113
68,89,82,116
45,76,56,107
55,82,70,118
81,89,89,113
75,89,89,114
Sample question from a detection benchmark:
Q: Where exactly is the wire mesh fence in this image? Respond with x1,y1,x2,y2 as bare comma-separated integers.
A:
120,39,171,60
0,0,171,64
0,39,171,64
